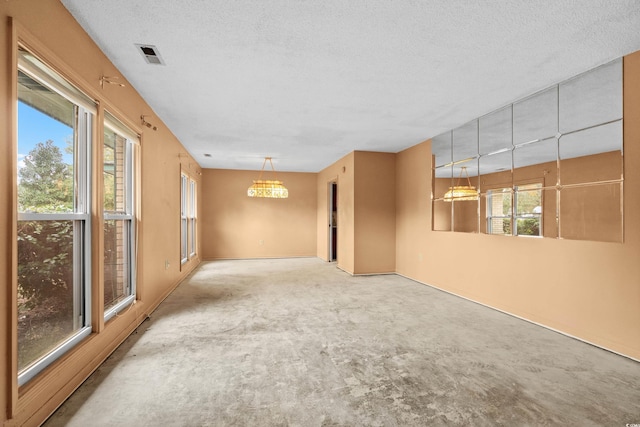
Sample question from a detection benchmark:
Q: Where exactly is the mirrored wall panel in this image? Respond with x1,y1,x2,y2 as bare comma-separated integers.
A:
480,106,512,155
513,86,558,145
559,183,622,242
431,58,623,242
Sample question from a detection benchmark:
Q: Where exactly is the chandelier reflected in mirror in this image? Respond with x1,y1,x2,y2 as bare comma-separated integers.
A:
444,166,478,201
247,157,289,199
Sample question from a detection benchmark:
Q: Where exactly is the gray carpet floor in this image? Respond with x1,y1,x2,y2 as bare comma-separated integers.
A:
45,258,640,426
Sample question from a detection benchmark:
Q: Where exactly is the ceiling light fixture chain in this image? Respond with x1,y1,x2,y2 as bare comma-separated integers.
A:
443,166,479,201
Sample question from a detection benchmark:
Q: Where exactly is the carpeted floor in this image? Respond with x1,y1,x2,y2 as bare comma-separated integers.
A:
45,258,640,426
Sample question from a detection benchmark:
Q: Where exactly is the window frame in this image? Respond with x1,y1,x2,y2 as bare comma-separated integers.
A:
486,181,543,237
180,173,189,265
16,46,94,386
188,178,197,259
103,111,138,322
486,187,513,235
513,182,543,237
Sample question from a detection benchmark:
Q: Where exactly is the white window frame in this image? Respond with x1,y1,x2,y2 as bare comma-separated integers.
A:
486,187,512,235
487,183,543,237
188,178,197,259
513,182,543,237
103,112,138,322
180,173,189,265
17,47,94,386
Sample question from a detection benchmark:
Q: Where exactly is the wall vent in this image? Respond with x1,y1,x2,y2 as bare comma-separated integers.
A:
135,44,165,65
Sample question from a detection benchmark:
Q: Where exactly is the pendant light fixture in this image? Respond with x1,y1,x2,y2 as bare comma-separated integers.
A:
444,166,478,201
247,157,289,199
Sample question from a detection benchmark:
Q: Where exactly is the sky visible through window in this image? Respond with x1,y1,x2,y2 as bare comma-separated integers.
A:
18,101,73,173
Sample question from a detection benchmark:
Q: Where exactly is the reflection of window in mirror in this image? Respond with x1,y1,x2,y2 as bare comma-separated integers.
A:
484,182,542,236
514,183,542,237
486,188,512,235
431,57,623,243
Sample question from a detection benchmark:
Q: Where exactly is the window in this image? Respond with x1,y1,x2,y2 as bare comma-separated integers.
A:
514,183,542,236
188,178,197,258
103,112,137,321
487,188,512,235
180,173,197,264
487,183,542,236
17,47,94,385
180,173,188,264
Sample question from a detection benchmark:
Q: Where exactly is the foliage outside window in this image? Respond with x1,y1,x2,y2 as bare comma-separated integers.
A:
17,47,94,385
514,183,542,236
487,183,542,236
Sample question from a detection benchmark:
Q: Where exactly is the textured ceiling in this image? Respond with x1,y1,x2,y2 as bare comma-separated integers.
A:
60,0,640,172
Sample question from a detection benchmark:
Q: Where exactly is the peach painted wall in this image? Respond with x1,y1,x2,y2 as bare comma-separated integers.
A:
354,152,396,274
200,169,317,259
317,153,355,273
0,1,201,425
396,52,640,361
315,152,396,275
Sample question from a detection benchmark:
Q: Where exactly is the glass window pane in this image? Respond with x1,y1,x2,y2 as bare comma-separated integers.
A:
18,47,96,113
17,48,93,385
188,180,196,257
104,130,128,213
17,220,78,371
488,188,512,217
515,184,542,237
104,219,131,310
516,217,541,236
516,184,542,215
103,114,135,316
487,217,511,236
559,59,622,134
17,85,75,214
181,218,188,260
513,86,558,145
181,175,188,262
189,219,196,256
486,188,512,235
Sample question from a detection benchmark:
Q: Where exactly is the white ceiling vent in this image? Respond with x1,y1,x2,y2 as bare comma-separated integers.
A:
135,44,165,65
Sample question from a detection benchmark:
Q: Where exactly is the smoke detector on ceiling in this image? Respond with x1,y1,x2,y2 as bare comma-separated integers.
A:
135,44,165,65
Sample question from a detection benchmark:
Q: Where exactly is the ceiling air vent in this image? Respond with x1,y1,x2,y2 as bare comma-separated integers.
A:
135,44,165,65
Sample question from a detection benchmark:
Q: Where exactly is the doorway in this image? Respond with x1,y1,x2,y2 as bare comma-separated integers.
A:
328,182,337,262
